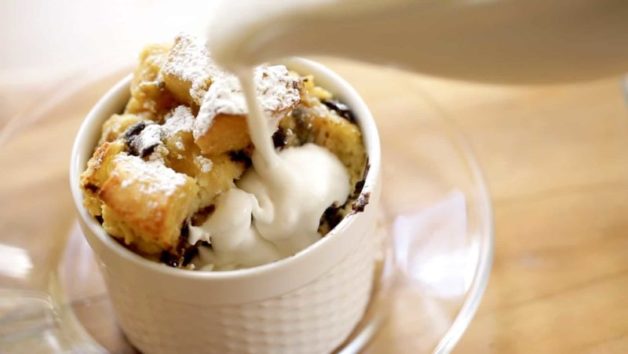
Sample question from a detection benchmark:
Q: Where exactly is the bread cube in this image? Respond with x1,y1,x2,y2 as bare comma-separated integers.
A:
194,153,246,206
194,114,251,155
124,44,178,121
164,128,246,207
162,34,212,107
98,114,144,145
98,154,199,255
80,140,126,216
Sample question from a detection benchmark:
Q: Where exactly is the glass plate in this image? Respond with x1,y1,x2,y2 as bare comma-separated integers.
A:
0,63,493,354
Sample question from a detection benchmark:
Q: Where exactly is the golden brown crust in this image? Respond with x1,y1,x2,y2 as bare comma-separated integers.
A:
163,72,196,107
162,124,200,175
194,153,246,206
162,124,246,206
98,154,199,255
194,114,251,155
310,113,366,187
101,206,163,255
99,114,145,145
162,35,212,107
124,44,179,121
80,140,126,216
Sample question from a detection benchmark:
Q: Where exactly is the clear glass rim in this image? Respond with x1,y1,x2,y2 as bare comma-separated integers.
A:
432,113,495,354
341,80,495,353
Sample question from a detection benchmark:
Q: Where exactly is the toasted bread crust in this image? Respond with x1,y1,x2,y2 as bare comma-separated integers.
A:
194,114,251,155
98,154,199,254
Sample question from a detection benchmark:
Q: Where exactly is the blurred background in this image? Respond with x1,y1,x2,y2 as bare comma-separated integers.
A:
1,1,627,353
0,0,214,124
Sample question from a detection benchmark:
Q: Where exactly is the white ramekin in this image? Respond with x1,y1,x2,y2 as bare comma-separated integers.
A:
69,58,381,354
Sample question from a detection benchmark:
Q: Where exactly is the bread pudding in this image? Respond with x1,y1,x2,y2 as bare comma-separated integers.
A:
80,34,368,270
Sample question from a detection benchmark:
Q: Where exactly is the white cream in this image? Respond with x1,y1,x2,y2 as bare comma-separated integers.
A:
241,144,350,256
196,144,350,270
196,188,281,269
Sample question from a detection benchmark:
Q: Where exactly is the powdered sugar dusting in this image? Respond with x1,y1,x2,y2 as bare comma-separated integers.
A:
161,34,301,141
113,154,188,196
163,106,194,137
195,155,213,173
162,106,194,157
162,34,218,104
193,65,301,140
127,123,163,159
136,124,162,149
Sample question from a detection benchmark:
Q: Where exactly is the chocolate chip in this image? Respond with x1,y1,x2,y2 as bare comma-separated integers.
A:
181,246,199,267
137,143,158,158
122,121,147,140
322,99,356,123
228,150,252,168
84,182,99,193
352,180,365,197
272,128,288,149
123,121,151,157
180,223,190,239
124,122,162,158
160,223,199,268
191,205,216,226
160,251,180,267
352,192,370,213
320,203,344,232
127,139,158,158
